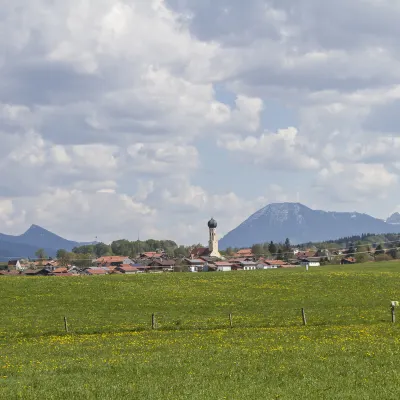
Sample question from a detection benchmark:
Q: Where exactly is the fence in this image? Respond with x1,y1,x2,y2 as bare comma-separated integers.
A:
1,304,398,339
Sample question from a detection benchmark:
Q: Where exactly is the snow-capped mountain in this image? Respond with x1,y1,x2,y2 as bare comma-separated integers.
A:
219,203,400,249
386,212,400,225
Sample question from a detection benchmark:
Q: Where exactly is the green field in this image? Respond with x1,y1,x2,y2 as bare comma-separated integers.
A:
2,263,400,399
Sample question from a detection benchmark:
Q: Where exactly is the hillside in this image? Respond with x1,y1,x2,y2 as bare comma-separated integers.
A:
220,203,400,249
0,225,91,260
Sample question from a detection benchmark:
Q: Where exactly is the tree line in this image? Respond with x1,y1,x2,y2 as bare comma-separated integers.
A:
34,239,205,266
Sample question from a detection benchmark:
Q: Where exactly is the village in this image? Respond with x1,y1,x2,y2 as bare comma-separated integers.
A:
0,218,357,277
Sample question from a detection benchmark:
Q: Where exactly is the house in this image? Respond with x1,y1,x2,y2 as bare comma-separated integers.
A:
183,258,205,272
0,270,21,276
341,257,356,265
233,249,254,258
148,259,175,272
260,260,289,268
115,265,140,274
257,262,278,270
68,266,81,275
52,267,68,274
296,251,316,260
140,252,163,259
214,261,232,272
189,247,212,259
238,261,257,271
23,268,52,276
84,267,109,275
299,258,320,267
7,259,24,271
231,263,244,271
96,256,133,266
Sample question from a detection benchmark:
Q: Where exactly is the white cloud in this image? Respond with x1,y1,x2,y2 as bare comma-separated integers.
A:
315,162,397,203
219,127,320,170
2,0,400,245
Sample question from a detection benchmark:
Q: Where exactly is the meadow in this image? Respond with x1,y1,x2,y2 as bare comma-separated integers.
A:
2,263,400,398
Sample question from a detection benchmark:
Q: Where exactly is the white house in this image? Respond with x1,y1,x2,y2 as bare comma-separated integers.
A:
257,263,278,270
299,258,320,267
214,262,232,272
184,258,205,272
239,261,257,271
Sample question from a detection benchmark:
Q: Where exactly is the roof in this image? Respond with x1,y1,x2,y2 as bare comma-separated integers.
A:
150,260,176,267
0,270,20,276
141,252,163,258
96,256,128,263
86,268,108,275
234,249,253,256
190,247,211,257
239,261,257,265
117,265,139,272
199,256,219,262
53,267,68,274
264,260,288,266
7,260,20,266
184,258,205,264
296,251,316,259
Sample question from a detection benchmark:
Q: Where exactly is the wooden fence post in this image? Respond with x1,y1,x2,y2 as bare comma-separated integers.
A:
64,316,69,333
152,313,156,329
392,306,396,323
301,308,307,326
229,313,233,328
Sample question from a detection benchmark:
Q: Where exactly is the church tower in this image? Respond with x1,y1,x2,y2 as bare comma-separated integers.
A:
208,218,221,258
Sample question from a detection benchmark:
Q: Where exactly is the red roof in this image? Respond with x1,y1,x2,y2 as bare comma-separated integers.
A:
87,268,108,275
117,265,139,272
234,249,253,256
96,256,127,263
141,252,163,258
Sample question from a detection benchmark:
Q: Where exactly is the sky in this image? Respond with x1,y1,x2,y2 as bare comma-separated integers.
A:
1,0,400,245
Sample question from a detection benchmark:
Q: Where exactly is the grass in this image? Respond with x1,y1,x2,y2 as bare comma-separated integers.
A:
2,263,400,398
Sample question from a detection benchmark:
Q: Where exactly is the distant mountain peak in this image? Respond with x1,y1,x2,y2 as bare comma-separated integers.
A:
387,212,400,225
220,202,400,249
0,225,91,261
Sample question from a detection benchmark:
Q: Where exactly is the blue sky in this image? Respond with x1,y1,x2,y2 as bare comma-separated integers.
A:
1,0,400,245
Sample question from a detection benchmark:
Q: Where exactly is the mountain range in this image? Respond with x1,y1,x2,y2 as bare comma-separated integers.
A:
219,203,400,249
0,225,91,261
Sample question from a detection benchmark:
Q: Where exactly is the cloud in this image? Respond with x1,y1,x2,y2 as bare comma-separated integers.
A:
218,127,320,170
2,0,400,245
315,162,397,203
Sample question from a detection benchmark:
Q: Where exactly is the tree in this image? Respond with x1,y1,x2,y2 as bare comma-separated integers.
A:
56,249,73,266
72,244,95,255
284,238,291,251
94,243,112,258
276,249,283,260
268,241,277,257
388,248,398,260
110,240,132,256
225,247,234,256
375,244,385,256
35,248,47,260
251,244,263,257
346,243,356,257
